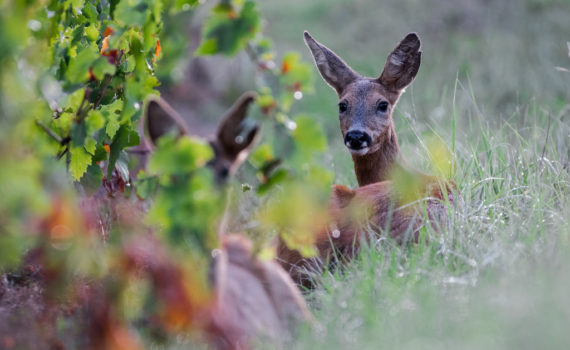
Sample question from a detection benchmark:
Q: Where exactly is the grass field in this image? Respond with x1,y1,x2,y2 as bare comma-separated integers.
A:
248,0,570,348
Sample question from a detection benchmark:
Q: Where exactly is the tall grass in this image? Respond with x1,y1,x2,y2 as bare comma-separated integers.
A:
271,80,570,349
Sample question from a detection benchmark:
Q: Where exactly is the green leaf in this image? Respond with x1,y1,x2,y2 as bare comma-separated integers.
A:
114,0,149,27
108,124,139,178
280,52,314,93
195,1,260,57
146,166,222,255
70,24,87,50
115,151,130,182
172,0,199,12
257,183,327,257
52,111,74,136
121,56,136,73
0,234,24,269
70,145,93,181
83,2,99,21
84,137,97,155
92,144,108,162
106,115,120,139
148,136,214,176
292,115,327,152
66,0,86,15
85,25,99,42
68,88,86,111
305,164,334,191
91,57,116,80
195,38,217,55
101,99,124,138
79,163,104,195
85,110,105,134
71,121,87,147
249,143,274,169
126,74,160,102
66,46,99,84
135,170,158,199
122,75,159,123
257,168,288,195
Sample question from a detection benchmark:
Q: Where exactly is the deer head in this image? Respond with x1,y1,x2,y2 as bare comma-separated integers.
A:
304,31,422,185
145,92,260,183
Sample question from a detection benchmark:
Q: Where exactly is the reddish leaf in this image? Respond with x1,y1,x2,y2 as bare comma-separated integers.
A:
104,27,114,37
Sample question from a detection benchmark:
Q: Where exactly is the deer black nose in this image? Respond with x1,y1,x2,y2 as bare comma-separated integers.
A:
344,130,372,150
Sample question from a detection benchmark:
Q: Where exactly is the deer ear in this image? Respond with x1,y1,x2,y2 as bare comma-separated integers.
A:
331,185,356,209
216,92,260,159
304,31,359,95
377,33,422,91
145,98,188,146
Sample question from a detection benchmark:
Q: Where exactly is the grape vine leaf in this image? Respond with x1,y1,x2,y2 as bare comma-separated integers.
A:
70,145,93,181
195,1,260,57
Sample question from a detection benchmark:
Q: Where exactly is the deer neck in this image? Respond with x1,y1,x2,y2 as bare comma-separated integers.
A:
351,126,399,186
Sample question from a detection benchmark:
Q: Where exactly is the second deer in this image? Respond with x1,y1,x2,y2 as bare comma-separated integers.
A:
143,93,311,348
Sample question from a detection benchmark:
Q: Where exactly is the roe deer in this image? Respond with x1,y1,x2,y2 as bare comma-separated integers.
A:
303,31,422,186
277,32,459,286
145,92,260,184
144,93,311,349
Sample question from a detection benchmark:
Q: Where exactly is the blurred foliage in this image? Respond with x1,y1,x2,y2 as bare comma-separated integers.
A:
146,135,221,255
195,0,260,56
0,0,330,346
192,0,331,257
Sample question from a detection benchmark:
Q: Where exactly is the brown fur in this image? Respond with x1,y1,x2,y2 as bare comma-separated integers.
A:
120,233,311,349
277,32,459,287
304,31,422,186
278,179,459,287
208,235,311,348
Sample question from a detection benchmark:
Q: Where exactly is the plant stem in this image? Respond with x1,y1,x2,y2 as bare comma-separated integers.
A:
35,120,63,144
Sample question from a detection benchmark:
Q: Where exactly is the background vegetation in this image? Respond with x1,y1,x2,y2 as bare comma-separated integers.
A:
0,0,569,348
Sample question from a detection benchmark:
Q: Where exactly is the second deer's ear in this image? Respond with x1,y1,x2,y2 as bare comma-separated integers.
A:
145,98,188,146
331,185,356,209
304,31,359,95
216,92,260,158
377,33,422,91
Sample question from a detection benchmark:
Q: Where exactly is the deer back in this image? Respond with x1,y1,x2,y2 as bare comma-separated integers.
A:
278,177,459,286
208,235,311,348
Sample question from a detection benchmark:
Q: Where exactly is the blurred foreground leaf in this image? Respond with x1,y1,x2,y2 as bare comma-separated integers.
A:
258,183,329,257
148,136,214,176
195,1,260,56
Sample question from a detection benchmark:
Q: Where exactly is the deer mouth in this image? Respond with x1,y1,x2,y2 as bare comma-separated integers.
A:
347,146,370,156
344,130,372,155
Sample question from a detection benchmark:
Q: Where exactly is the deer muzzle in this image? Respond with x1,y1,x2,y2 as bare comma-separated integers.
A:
344,130,372,152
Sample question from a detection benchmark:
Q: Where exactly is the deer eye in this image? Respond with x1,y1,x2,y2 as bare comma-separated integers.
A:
377,101,389,113
338,102,348,113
